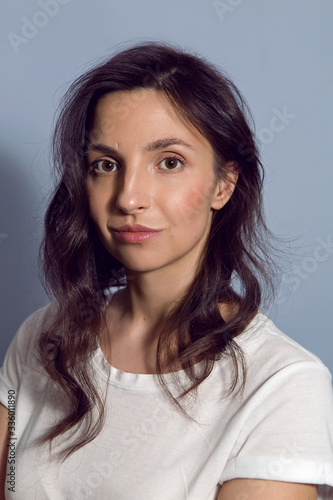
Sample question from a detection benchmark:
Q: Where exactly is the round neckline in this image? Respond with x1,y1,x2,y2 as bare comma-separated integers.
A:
92,297,266,393
95,287,208,391
92,344,206,392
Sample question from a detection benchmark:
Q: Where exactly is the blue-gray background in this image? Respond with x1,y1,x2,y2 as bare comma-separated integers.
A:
1,0,332,370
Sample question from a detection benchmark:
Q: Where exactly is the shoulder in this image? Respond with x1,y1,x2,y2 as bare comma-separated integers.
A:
0,303,58,399
226,313,333,441
12,303,58,354
235,312,331,379
216,314,333,490
213,312,333,417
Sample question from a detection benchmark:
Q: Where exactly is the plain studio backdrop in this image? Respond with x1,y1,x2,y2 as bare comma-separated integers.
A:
0,0,332,372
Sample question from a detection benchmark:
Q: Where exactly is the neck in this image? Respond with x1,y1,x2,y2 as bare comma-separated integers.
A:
104,243,207,365
123,263,196,329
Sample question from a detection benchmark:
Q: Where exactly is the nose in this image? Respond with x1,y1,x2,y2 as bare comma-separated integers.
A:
115,163,151,214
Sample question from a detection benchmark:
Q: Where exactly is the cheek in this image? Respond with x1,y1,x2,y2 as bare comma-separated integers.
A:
87,188,107,227
175,183,216,224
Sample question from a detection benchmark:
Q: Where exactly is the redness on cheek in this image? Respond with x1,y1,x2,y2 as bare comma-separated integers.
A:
181,185,214,221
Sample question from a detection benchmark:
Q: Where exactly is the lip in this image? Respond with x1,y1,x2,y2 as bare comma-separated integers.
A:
113,224,160,232
111,224,162,243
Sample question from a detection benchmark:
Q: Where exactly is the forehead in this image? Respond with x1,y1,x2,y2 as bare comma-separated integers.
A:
89,88,213,154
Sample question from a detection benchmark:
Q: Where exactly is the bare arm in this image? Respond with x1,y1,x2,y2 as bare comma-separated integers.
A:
0,403,8,500
218,478,317,500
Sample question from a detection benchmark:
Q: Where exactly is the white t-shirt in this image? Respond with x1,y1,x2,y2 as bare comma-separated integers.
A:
1,304,333,500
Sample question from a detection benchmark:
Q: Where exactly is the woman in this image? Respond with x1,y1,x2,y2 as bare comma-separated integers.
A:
0,42,332,499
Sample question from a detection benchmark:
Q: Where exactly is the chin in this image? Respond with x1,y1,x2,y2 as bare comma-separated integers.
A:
104,251,161,274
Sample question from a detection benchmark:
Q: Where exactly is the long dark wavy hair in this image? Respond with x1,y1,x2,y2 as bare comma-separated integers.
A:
38,41,278,459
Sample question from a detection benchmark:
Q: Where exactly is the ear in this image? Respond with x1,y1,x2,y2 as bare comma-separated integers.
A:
211,162,238,210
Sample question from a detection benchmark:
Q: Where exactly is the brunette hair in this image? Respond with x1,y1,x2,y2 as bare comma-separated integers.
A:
38,41,278,458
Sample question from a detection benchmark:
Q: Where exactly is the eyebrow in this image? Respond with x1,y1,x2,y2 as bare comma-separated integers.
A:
86,137,195,157
143,138,195,152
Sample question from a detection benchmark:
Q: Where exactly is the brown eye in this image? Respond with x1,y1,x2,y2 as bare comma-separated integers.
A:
160,157,183,170
94,159,118,173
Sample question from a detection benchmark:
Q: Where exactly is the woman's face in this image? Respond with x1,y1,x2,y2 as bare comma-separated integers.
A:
86,88,234,277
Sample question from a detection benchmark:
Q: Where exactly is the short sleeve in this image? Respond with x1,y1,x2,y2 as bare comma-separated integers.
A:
220,361,333,498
